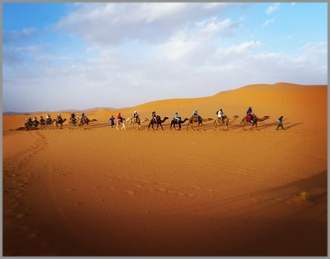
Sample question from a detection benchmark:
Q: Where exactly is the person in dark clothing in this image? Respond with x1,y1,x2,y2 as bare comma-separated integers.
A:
152,111,157,122
246,107,254,122
276,116,285,130
40,115,45,123
109,115,115,127
133,110,139,122
70,112,77,122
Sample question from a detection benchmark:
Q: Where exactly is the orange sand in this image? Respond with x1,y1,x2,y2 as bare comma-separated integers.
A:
3,83,327,256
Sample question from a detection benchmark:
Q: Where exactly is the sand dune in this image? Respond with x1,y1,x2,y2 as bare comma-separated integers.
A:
3,83,327,256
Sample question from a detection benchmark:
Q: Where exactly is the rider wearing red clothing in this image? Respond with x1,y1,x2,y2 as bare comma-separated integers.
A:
117,112,123,123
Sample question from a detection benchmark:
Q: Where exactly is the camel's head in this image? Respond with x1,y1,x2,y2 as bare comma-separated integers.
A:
164,117,169,120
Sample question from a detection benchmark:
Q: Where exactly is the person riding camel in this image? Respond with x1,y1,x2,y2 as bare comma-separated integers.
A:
193,109,199,119
217,108,224,121
152,111,158,122
40,115,45,123
70,112,76,122
81,113,86,122
117,112,123,123
32,117,39,126
246,107,254,122
133,110,139,122
46,114,52,123
173,112,180,123
57,113,62,123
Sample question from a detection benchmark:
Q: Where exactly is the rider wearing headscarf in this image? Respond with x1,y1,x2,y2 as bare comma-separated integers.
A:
193,109,199,118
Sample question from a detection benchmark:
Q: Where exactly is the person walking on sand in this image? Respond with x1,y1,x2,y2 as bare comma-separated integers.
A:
109,115,115,127
276,116,285,130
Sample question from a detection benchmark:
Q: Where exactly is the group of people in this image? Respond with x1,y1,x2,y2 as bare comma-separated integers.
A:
107,106,285,130
29,112,87,125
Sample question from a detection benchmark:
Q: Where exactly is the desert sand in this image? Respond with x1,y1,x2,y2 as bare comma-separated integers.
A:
3,82,327,256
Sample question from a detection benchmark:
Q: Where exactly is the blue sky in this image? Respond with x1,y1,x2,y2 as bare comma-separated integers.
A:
3,2,328,112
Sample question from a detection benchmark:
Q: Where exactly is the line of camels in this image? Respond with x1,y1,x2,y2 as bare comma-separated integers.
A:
24,116,97,131
24,113,270,131
116,114,270,131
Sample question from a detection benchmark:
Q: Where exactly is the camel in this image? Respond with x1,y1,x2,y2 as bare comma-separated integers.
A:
116,118,126,130
25,119,41,130
24,121,31,131
39,120,46,130
68,117,80,129
45,118,56,130
79,116,97,128
240,114,270,130
55,118,67,129
170,117,189,130
186,116,213,131
213,115,239,131
126,117,150,130
148,116,169,130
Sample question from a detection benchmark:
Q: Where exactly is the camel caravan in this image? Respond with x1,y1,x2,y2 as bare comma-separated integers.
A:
22,107,273,132
22,113,97,131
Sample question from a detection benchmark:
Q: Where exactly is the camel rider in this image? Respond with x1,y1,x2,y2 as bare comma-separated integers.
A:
28,117,32,124
70,112,76,122
193,109,199,119
40,115,45,123
152,111,157,122
81,113,86,122
246,107,254,122
133,110,139,122
217,108,224,121
173,112,180,123
46,114,51,123
117,112,123,123
57,113,62,123
33,117,37,122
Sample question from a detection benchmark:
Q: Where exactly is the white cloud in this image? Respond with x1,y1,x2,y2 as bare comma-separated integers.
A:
215,41,263,56
266,3,280,14
54,3,233,46
262,19,275,26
